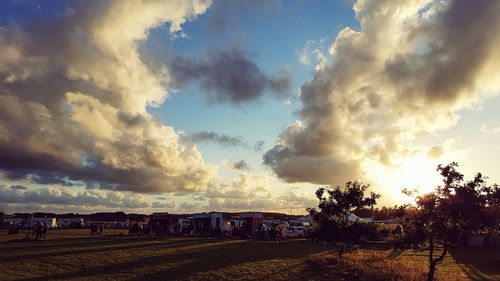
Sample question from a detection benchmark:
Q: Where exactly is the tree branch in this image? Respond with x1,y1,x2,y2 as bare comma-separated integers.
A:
433,240,448,266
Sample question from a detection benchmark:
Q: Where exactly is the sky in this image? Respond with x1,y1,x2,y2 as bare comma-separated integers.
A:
1,0,500,215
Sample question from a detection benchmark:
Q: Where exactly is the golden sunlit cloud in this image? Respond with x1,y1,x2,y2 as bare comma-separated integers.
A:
264,0,500,201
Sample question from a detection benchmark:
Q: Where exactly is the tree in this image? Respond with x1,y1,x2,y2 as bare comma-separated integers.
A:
353,206,394,221
392,162,498,281
308,181,380,257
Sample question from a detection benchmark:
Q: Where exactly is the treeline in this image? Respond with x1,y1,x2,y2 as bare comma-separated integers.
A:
7,212,149,222
4,211,298,222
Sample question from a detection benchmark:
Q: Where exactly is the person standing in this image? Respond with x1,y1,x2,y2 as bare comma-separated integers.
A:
41,222,48,238
33,222,41,240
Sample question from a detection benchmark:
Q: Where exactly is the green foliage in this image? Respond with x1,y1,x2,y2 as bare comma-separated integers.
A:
308,181,380,256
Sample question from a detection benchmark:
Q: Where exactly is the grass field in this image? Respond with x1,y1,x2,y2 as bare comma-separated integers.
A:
0,229,498,281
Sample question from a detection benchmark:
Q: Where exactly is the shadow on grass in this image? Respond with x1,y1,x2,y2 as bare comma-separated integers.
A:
0,237,215,263
133,240,330,281
0,235,168,253
449,247,500,281
14,240,330,281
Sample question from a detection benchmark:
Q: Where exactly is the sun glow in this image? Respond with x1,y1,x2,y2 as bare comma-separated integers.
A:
368,154,443,205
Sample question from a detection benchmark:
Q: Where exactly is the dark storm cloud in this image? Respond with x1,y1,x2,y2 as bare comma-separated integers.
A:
170,49,292,104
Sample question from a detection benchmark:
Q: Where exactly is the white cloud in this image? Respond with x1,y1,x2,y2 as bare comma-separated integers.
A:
480,123,500,136
0,0,216,193
202,172,316,213
265,0,500,190
0,184,149,209
296,39,328,71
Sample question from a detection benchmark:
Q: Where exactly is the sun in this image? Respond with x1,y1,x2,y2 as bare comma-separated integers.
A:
367,154,443,205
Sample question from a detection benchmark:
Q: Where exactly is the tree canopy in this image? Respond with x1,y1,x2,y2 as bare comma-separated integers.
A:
308,181,380,256
392,162,500,281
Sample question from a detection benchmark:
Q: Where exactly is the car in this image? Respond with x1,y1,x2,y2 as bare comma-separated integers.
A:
286,226,306,238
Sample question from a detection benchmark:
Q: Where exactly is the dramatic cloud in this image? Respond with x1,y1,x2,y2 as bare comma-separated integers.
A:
265,0,500,185
0,0,217,193
182,131,265,151
169,49,292,104
0,185,149,209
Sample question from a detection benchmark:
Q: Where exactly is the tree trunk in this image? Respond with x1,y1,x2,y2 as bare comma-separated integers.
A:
427,234,435,281
427,235,448,281
427,261,437,281
337,243,344,258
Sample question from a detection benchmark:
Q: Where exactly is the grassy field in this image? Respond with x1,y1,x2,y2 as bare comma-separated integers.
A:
0,229,498,281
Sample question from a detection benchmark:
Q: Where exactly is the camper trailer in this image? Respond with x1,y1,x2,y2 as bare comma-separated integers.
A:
239,212,264,237
192,212,224,236
57,218,84,228
150,213,177,235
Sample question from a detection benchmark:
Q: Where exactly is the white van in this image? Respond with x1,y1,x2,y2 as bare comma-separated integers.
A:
286,225,306,238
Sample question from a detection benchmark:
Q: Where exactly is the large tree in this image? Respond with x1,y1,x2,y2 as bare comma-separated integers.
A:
393,162,499,281
308,181,380,257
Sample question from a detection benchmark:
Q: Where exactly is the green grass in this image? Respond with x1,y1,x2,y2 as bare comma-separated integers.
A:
0,229,498,281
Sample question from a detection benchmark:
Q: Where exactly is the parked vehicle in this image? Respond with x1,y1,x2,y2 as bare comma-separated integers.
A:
57,218,84,229
287,226,306,238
